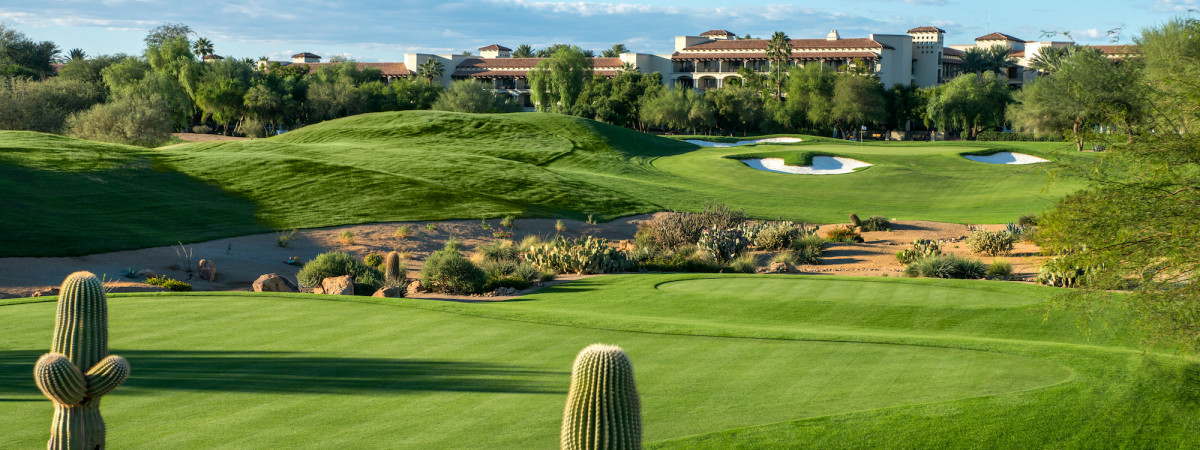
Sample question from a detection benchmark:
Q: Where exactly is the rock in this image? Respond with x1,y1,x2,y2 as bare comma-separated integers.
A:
372,286,405,298
136,269,158,278
506,287,519,296
407,280,423,294
31,288,59,297
197,259,217,281
311,286,325,295
252,273,298,293
321,275,354,295
766,261,791,274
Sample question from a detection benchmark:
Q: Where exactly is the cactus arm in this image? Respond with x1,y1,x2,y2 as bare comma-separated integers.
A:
85,355,130,398
34,353,86,406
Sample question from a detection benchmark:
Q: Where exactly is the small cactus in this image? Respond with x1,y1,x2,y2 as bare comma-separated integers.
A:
849,213,861,228
384,251,405,286
33,271,130,450
561,344,641,450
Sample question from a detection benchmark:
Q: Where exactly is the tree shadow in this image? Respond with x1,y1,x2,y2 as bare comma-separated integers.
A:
0,349,565,397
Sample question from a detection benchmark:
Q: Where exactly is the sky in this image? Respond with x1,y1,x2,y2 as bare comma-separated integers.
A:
0,0,1192,62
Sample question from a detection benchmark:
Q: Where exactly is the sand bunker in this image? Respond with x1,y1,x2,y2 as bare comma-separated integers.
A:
740,156,871,175
963,152,1049,165
686,137,803,147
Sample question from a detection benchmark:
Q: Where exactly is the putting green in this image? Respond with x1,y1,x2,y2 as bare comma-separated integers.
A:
655,277,1038,309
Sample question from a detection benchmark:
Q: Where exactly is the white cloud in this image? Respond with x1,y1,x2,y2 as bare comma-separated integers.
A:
1154,0,1197,12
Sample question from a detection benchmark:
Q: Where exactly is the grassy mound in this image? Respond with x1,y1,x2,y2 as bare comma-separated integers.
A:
1,275,1194,447
1,110,1097,256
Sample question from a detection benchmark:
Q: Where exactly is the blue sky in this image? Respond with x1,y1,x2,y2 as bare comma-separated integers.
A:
0,0,1189,62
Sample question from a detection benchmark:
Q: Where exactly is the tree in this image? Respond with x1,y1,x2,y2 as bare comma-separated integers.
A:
959,45,1015,75
708,85,764,135
417,58,444,85
573,71,662,129
193,59,251,134
191,37,214,58
924,72,1011,139
0,23,59,78
144,23,193,47
527,45,592,113
1034,17,1200,350
66,48,86,61
1008,47,1145,150
65,92,173,146
601,43,629,58
432,80,520,113
0,77,105,132
640,87,713,134
58,54,123,85
830,74,885,139
884,82,924,132
512,44,534,58
783,63,836,131
1027,45,1075,75
765,31,792,100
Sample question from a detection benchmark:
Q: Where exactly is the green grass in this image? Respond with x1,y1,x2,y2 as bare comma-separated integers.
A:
2,275,1196,447
0,111,1096,256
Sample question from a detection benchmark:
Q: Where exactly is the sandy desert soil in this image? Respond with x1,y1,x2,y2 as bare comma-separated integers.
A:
0,215,1044,299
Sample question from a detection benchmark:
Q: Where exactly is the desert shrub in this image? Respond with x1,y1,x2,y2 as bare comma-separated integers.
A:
625,245,658,265
697,227,750,263
338,230,355,245
789,235,825,265
65,92,173,147
826,225,864,243
394,225,413,239
903,254,987,279
674,244,699,259
500,215,515,228
987,259,1014,280
0,77,105,133
519,235,543,253
432,80,522,113
749,221,813,251
192,124,213,134
555,219,567,233
976,130,1062,142
525,236,629,274
144,275,190,291
297,251,384,293
363,253,384,267
475,240,520,263
1018,214,1040,227
420,243,487,294
895,239,943,264
442,237,464,253
1036,257,1091,288
275,228,297,247
235,117,267,138
636,201,747,251
638,253,728,273
728,253,758,273
859,216,891,232
479,259,540,291
966,230,1016,256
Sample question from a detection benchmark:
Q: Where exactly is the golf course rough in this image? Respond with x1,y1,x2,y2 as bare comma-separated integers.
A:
33,271,131,450
562,344,642,450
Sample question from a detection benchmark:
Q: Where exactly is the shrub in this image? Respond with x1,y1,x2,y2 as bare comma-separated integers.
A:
475,240,520,263
424,223,437,231
0,77,105,133
297,251,384,293
635,202,747,251
728,253,758,274
479,259,540,291
443,237,464,253
275,228,297,247
1036,257,1090,288
1017,214,1040,227
525,236,629,274
749,222,809,251
519,235,544,253
859,216,891,232
420,244,487,294
987,259,1014,280
789,235,825,265
849,213,862,228
966,230,1016,256
338,230,355,246
697,227,750,263
903,254,987,279
394,225,413,239
556,219,567,233
500,215,515,228
192,124,213,134
363,253,384,267
65,92,173,147
826,225,864,243
144,275,192,291
638,253,728,273
432,80,522,113
976,130,1062,142
896,239,942,264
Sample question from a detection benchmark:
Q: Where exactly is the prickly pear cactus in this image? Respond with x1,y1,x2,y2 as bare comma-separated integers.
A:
384,251,404,285
33,271,130,450
561,344,641,450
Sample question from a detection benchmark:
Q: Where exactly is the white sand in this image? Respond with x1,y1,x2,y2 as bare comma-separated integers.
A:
740,156,872,175
963,152,1049,165
686,137,803,147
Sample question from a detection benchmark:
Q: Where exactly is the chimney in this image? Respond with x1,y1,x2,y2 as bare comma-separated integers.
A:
826,30,840,41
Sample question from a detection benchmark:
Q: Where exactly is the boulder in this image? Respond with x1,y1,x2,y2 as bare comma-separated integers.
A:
372,286,406,298
764,261,791,274
407,280,423,294
252,273,298,293
136,269,158,278
198,259,217,281
321,275,354,295
311,286,325,295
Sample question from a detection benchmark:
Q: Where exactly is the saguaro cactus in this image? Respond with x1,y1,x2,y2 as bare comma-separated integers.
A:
561,344,641,450
384,251,404,286
33,271,130,450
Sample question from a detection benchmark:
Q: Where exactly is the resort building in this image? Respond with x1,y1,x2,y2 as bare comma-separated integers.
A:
949,32,1139,86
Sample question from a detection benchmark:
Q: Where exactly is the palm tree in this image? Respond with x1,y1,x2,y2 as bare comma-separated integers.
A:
192,37,214,58
418,59,444,85
67,48,85,61
512,44,534,58
601,43,629,58
960,45,1014,75
766,31,792,100
1027,45,1074,75
618,61,637,72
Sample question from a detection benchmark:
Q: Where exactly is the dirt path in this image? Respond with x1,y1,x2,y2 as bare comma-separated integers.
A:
0,216,1043,299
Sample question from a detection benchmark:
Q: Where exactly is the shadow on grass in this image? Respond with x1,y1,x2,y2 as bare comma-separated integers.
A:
0,350,565,397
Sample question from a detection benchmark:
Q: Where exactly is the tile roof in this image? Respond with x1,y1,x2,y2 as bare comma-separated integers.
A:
291,52,321,58
681,38,892,51
671,51,880,61
942,47,964,57
974,32,1024,42
1010,51,1025,58
455,57,623,70
1089,44,1139,56
452,68,622,78
700,29,736,36
479,44,511,51
907,26,946,33
290,62,411,76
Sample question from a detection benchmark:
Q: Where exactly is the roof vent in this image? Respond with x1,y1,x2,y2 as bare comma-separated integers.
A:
826,30,840,41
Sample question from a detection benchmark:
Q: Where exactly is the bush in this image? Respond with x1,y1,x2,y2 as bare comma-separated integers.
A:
1036,257,1090,288
479,259,540,291
826,225,864,243
297,251,384,294
966,230,1016,256
500,215,515,228
896,239,942,264
635,201,747,251
65,92,173,147
728,253,758,274
192,124,213,134
697,227,750,263
748,221,813,251
638,253,728,273
144,275,192,291
432,80,522,113
903,254,987,279
859,216,891,232
0,77,105,133
394,225,413,239
363,253,384,267
789,235,825,265
420,244,487,294
474,240,520,263
525,236,629,274
975,130,1062,142
338,230,355,245
987,259,1014,280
